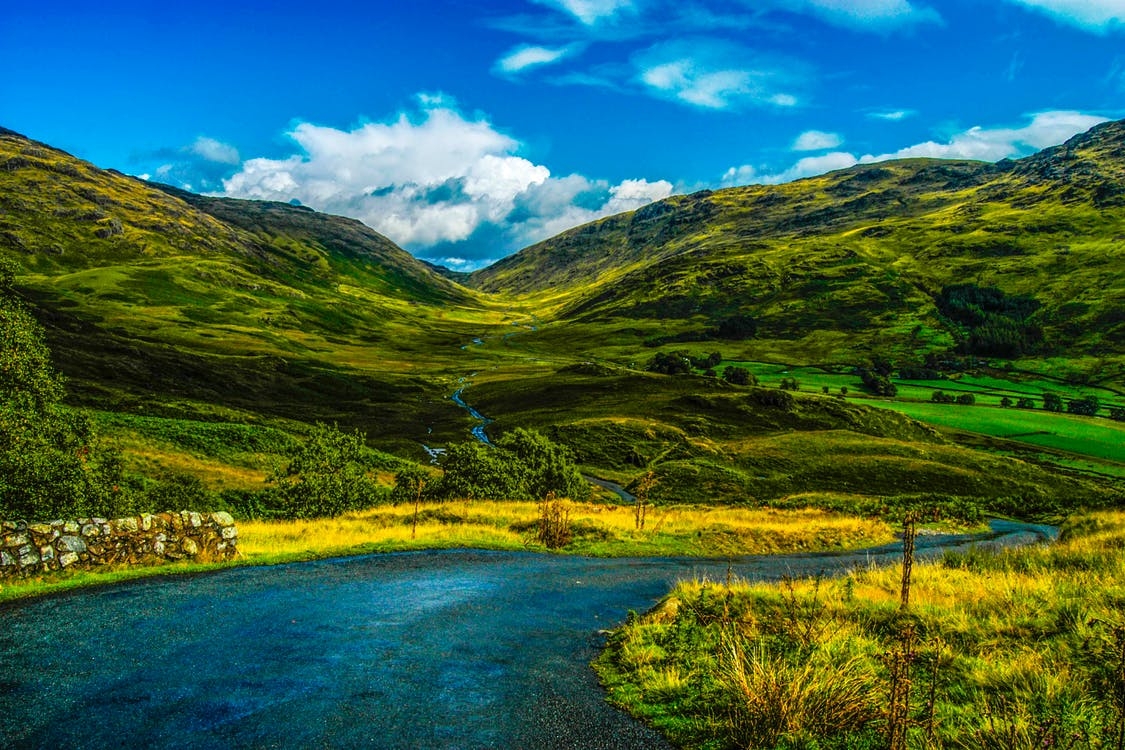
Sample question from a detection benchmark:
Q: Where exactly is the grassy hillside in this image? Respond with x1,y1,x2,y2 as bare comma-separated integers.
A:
470,122,1125,389
0,126,522,448
1,123,1121,518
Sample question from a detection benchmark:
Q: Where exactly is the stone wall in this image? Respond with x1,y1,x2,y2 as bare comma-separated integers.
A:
0,511,238,578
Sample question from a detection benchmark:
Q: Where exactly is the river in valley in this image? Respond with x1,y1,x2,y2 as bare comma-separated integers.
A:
0,520,1052,749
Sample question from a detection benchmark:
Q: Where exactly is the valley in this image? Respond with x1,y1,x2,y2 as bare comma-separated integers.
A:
2,122,1123,522
3,118,1125,750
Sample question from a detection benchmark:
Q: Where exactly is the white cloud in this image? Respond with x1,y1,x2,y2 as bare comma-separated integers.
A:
868,109,916,121
633,40,803,110
862,110,1109,162
751,151,860,184
221,96,672,261
1003,0,1125,33
531,0,636,25
721,165,759,187
773,0,942,29
495,44,577,74
723,110,1108,186
190,136,240,165
508,174,674,247
793,130,843,151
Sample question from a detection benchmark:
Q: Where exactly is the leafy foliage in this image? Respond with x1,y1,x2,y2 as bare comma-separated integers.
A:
937,283,1044,357
269,422,385,518
858,367,897,397
646,351,693,376
722,365,756,386
0,279,127,519
428,429,589,502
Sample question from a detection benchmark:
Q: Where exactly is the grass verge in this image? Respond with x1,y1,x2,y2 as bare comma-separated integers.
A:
595,510,1125,750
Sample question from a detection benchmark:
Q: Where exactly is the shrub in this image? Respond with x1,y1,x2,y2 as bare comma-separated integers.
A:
269,422,385,518
857,368,897,397
957,393,976,405
428,429,589,502
647,351,692,375
722,366,755,386
142,472,218,512
1067,397,1100,416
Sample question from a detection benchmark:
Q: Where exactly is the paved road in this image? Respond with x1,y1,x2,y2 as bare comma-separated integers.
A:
0,521,1052,749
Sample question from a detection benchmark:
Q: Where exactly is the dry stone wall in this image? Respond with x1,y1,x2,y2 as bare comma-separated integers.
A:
0,511,238,577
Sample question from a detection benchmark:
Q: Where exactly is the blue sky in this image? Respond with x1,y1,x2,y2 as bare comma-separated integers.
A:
3,0,1123,269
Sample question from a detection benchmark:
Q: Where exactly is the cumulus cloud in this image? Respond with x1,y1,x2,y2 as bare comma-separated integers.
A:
793,130,843,151
863,110,1109,161
724,151,860,186
221,96,673,264
632,40,803,110
722,110,1107,186
495,44,577,74
531,0,636,25
1002,0,1125,33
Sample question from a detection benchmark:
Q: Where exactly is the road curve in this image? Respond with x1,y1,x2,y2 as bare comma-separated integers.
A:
0,520,1052,749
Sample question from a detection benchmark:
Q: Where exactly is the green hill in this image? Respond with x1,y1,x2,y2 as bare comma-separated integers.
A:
469,121,1125,386
0,123,1121,515
0,126,505,447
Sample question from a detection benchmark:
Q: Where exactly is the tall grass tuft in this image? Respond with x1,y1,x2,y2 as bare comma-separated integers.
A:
719,641,882,749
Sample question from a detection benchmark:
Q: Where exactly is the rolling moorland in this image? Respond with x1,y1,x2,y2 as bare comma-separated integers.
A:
3,121,1125,748
1,121,1122,517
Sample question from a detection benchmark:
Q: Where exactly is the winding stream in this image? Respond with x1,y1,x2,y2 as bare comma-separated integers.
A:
0,521,1053,749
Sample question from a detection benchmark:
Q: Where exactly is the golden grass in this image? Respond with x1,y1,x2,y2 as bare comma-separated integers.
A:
236,501,893,561
598,510,1125,750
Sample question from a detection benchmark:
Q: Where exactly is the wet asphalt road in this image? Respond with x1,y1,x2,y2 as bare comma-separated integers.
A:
0,521,1052,749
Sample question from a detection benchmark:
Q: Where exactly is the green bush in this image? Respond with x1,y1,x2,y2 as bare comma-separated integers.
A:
269,422,386,518
0,282,128,519
428,429,589,502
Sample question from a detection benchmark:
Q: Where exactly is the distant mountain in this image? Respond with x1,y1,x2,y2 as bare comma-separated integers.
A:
469,120,1125,381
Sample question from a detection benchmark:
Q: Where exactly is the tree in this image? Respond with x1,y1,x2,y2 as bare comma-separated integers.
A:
631,472,657,531
391,466,430,538
956,393,976,405
715,314,757,340
0,277,126,520
1042,393,1064,413
1000,396,1013,408
858,368,897,397
429,430,589,502
433,441,522,500
722,366,754,386
646,351,692,376
1067,397,1100,417
496,428,590,502
1016,397,1035,409
270,422,383,518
